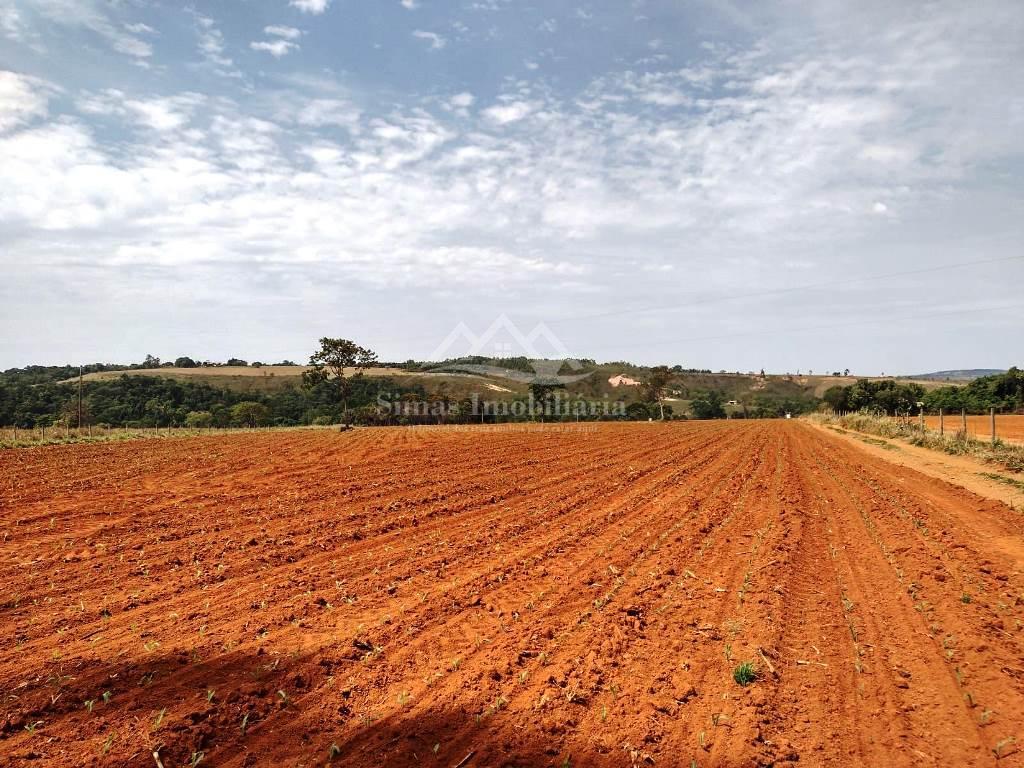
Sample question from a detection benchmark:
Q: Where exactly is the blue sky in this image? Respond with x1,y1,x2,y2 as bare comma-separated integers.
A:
1,0,1022,373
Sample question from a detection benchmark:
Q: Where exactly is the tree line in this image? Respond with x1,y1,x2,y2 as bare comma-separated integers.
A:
822,368,1023,415
6,342,1010,428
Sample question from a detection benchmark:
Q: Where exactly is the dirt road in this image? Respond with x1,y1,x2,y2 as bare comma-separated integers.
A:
1,423,1021,766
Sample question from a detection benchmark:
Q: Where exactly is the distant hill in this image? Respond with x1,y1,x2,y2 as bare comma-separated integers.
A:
65,364,951,402
908,369,1006,382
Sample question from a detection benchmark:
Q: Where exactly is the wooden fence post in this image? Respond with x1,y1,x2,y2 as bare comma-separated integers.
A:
991,407,997,445
939,408,944,437
961,409,967,436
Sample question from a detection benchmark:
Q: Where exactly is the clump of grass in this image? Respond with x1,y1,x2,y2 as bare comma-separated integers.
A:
732,661,758,686
979,472,1024,491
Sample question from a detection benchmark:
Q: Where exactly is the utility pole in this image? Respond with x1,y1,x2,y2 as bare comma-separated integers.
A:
78,365,83,431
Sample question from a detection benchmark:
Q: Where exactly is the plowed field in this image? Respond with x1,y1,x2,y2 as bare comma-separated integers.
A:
1,423,1022,767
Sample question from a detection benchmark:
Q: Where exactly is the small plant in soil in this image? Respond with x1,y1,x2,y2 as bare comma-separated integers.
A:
993,736,1016,759
733,661,758,686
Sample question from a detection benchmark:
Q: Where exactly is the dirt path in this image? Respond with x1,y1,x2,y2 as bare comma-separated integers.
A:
807,420,1024,510
1,423,1021,767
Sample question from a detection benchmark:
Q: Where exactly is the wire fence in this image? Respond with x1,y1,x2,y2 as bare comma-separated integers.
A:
828,409,1024,446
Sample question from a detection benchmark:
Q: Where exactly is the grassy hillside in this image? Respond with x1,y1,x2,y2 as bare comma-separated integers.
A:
5,360,967,429
66,366,526,398
68,365,950,402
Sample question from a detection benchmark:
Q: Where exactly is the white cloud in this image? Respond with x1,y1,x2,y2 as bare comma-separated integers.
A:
10,0,152,59
0,7,24,40
0,71,52,133
401,0,420,8
265,25,303,40
482,100,535,124
2,1,1023,371
75,90,205,132
251,39,300,58
112,35,152,59
412,30,446,49
290,0,331,14
124,22,155,35
190,12,240,77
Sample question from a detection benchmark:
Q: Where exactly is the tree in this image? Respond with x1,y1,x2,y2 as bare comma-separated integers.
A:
174,357,197,368
625,401,651,420
226,358,248,367
231,401,270,427
303,338,378,425
185,410,214,428
61,398,92,428
644,365,672,420
822,386,850,413
690,391,726,420
528,381,565,421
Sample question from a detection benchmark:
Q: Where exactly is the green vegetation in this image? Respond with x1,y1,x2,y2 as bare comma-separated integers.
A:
0,364,426,429
6,349,972,431
824,368,1024,415
732,661,758,686
978,472,1024,491
822,378,926,415
303,337,379,424
925,367,1024,413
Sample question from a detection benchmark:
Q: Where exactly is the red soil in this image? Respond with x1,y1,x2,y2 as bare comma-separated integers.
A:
924,414,1024,444
1,423,1022,767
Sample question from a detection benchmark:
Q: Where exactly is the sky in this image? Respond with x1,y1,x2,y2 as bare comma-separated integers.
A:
0,0,1022,375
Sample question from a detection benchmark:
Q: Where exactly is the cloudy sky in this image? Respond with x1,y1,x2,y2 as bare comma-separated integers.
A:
1,0,1022,374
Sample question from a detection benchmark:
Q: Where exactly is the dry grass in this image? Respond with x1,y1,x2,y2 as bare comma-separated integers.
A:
62,366,525,396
